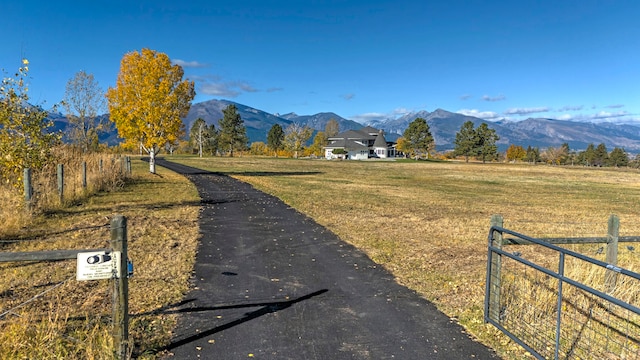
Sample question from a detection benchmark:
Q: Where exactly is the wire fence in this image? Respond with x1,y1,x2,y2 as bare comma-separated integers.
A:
0,223,110,244
0,276,73,319
23,153,131,213
485,217,640,359
0,215,129,359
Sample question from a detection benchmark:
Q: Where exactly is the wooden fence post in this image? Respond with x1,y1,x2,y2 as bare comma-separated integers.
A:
57,164,64,203
111,215,129,359
82,161,87,189
23,168,32,212
489,214,504,322
605,214,619,293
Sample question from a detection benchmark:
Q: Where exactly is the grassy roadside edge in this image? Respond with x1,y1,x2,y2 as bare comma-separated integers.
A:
0,158,201,359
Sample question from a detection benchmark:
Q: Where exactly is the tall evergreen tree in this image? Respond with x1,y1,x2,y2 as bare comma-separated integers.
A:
608,147,628,167
453,121,477,162
579,143,596,166
525,146,540,164
203,124,218,156
560,143,577,165
593,143,608,166
475,123,499,163
267,123,285,157
402,117,435,159
453,121,499,163
218,104,248,157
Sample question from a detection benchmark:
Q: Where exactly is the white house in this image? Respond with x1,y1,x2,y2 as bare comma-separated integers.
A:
324,126,396,160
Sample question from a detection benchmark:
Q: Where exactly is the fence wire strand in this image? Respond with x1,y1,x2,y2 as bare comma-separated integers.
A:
0,275,74,319
0,223,110,243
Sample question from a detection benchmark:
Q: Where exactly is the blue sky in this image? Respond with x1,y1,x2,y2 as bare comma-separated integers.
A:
2,1,639,124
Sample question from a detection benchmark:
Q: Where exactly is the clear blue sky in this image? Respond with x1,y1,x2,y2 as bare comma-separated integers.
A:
2,0,639,124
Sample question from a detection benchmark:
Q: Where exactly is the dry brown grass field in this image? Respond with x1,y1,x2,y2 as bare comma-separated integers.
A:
171,156,640,358
0,157,200,359
2,154,639,359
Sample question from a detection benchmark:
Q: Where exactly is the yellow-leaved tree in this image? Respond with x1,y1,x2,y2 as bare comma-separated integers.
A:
395,137,411,158
0,59,60,188
106,48,195,173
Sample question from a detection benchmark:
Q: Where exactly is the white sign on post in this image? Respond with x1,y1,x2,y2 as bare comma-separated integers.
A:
76,251,121,281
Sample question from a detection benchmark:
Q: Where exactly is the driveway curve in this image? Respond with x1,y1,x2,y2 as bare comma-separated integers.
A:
156,159,499,359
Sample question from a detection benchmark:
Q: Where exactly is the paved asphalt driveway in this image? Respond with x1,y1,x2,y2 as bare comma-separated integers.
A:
156,159,499,359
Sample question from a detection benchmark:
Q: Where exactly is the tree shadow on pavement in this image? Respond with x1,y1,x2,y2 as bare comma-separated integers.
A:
154,289,329,354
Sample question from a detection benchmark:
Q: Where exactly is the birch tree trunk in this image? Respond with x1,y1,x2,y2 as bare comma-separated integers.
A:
149,147,156,174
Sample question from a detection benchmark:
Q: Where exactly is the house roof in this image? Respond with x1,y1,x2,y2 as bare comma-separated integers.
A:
373,131,388,148
324,138,369,151
360,126,380,136
325,125,397,153
328,129,376,141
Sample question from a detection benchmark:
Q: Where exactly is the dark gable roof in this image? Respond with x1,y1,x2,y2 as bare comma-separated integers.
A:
325,138,369,150
328,127,379,141
325,126,398,152
373,131,388,148
360,126,380,135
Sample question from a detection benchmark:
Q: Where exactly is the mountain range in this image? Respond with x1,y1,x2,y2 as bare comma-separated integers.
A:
48,99,640,152
184,99,640,152
183,99,364,144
